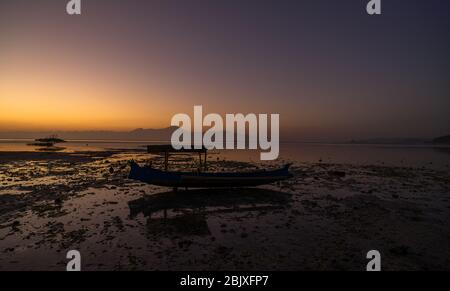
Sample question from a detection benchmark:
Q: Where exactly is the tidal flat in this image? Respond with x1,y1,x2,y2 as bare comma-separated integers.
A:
1,149,450,270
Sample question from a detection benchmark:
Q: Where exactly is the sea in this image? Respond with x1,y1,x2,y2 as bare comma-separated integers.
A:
1,139,449,171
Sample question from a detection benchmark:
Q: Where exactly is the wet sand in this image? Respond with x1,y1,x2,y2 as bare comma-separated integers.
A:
1,149,450,270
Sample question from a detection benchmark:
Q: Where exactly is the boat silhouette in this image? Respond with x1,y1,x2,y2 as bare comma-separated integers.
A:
128,161,293,189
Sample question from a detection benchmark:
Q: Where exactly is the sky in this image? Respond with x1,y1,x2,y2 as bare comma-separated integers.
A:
1,0,449,140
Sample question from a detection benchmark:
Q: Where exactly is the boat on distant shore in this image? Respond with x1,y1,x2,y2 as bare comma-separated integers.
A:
27,135,66,147
128,161,293,189
34,136,66,144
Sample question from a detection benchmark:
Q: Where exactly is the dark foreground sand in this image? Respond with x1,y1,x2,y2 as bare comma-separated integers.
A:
0,150,450,271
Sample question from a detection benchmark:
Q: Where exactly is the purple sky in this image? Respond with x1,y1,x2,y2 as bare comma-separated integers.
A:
1,0,449,140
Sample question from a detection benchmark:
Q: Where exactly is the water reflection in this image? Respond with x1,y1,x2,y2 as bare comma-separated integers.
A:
128,188,292,236
36,146,66,152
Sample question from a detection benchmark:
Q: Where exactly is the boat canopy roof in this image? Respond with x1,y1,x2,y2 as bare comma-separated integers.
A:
146,144,208,171
147,144,207,154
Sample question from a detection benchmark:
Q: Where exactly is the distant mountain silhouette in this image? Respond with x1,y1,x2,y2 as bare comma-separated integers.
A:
3,129,449,145
0,127,178,141
0,127,253,143
432,135,450,144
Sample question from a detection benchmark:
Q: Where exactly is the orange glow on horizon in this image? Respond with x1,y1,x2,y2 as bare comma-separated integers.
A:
0,56,180,131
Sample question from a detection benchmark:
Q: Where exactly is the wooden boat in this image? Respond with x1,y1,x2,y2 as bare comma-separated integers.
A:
128,161,293,188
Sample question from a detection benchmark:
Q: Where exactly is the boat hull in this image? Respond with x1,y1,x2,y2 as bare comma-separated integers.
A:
128,161,293,188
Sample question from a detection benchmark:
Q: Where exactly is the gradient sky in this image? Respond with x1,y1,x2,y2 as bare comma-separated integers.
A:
1,0,449,140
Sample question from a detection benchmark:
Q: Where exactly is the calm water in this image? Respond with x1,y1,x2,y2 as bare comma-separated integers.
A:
1,139,450,170
0,139,154,152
